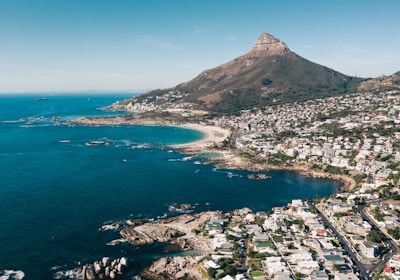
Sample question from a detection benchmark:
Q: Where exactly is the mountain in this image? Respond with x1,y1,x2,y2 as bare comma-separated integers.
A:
359,71,400,92
131,33,365,114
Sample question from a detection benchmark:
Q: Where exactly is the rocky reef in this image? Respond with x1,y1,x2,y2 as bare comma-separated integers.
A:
247,173,271,180
81,257,128,280
168,203,196,213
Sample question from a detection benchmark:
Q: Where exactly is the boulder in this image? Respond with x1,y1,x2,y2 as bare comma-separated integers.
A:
85,265,96,280
120,257,128,267
102,256,110,267
81,265,87,280
104,266,110,277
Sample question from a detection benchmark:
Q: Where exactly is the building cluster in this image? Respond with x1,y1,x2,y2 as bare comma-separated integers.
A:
214,90,400,187
200,200,369,280
125,89,400,189
120,87,400,279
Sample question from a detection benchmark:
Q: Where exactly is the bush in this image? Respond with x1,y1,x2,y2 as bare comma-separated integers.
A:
207,267,216,278
262,78,273,85
366,230,383,243
388,227,400,240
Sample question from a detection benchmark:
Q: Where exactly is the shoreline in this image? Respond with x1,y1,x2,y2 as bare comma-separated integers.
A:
183,148,355,191
170,123,231,150
72,117,230,149
73,116,356,190
72,116,356,279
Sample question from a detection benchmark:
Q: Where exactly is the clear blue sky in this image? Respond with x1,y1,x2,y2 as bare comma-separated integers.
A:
1,0,399,93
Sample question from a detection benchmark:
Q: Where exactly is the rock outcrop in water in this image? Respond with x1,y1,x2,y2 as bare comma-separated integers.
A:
81,257,128,280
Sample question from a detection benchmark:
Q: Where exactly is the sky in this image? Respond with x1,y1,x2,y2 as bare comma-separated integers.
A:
0,0,399,93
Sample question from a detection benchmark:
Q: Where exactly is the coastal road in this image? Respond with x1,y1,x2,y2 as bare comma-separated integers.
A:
314,203,370,278
358,204,398,276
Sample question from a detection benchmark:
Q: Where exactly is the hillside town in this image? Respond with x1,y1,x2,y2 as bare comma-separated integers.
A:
105,81,400,279
189,195,399,280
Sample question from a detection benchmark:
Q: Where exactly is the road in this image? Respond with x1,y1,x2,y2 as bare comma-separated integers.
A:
314,202,372,279
358,204,398,275
315,200,400,279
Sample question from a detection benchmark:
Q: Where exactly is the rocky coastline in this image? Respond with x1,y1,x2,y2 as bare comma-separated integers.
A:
72,115,356,190
120,212,217,279
70,116,356,279
120,212,216,253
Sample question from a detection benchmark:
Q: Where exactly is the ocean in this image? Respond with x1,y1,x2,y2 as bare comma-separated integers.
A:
0,94,341,279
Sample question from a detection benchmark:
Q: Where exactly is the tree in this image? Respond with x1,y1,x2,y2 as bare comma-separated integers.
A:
372,207,386,221
295,272,304,280
366,230,383,243
256,217,266,227
388,227,400,240
224,265,237,277
333,212,349,220
207,267,216,278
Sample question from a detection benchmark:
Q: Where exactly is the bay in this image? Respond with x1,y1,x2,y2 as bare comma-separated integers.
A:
0,94,341,279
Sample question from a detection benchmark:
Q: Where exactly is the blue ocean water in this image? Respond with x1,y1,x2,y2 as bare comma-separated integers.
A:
0,94,341,279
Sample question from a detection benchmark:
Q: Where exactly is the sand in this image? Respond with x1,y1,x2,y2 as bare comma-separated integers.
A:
170,123,231,150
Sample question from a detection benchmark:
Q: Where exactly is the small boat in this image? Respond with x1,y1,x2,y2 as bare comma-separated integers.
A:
35,97,48,101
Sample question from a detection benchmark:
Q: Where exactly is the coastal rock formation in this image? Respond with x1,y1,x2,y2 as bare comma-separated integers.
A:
247,173,271,180
168,203,196,213
120,212,216,252
141,256,203,280
80,257,128,280
0,270,25,280
120,224,185,245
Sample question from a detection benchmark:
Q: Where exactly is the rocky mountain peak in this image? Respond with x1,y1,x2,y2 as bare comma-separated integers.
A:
133,32,363,114
250,33,289,56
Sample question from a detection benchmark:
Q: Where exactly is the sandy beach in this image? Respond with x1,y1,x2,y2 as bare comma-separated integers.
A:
73,116,231,150
170,123,231,150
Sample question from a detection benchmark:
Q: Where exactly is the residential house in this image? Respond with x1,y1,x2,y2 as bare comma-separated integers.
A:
323,255,346,269
311,270,329,280
261,257,291,277
389,254,400,269
296,260,319,275
303,239,321,250
245,224,262,235
252,233,270,243
334,271,359,280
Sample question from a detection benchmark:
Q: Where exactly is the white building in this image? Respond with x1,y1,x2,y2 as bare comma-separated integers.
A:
359,241,378,259
296,260,319,275
262,257,291,276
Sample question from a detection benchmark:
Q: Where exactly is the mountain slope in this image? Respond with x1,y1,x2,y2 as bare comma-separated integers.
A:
359,71,400,92
133,33,365,114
